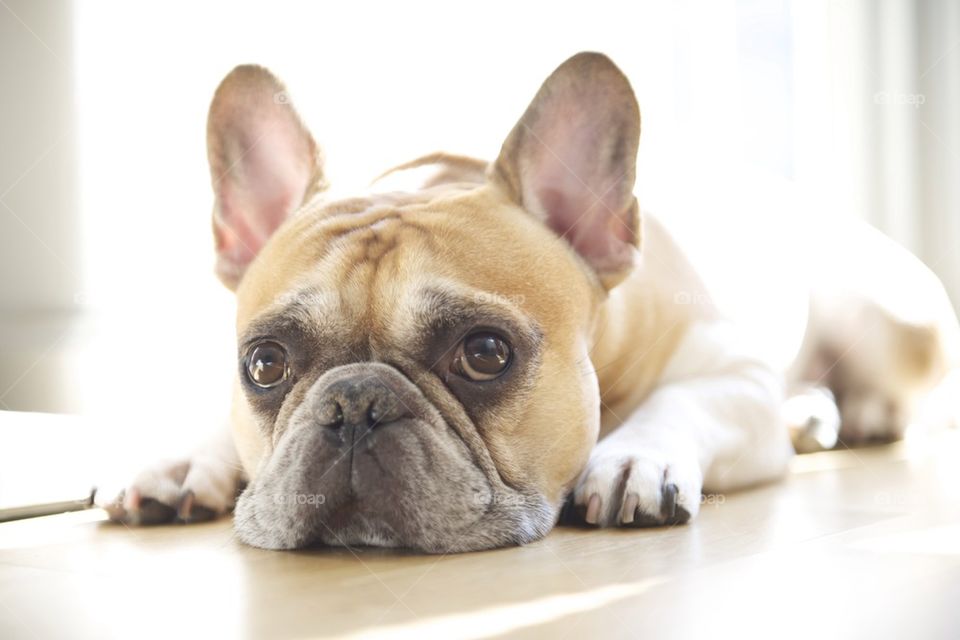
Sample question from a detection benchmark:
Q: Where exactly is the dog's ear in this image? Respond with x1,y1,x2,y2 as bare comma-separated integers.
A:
207,65,324,289
491,52,641,290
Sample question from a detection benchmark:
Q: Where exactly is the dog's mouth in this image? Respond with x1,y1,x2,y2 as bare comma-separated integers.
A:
233,362,554,553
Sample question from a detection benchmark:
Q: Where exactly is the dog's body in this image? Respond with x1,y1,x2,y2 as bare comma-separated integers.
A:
104,53,959,552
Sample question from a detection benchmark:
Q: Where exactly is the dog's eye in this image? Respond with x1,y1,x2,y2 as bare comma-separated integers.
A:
245,341,289,388
452,332,512,381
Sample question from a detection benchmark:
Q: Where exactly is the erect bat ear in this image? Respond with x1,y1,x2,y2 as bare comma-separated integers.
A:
207,65,324,290
491,52,641,290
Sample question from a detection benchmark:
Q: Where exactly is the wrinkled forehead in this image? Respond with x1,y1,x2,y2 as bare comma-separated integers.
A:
235,184,594,346
239,207,463,326
236,187,476,323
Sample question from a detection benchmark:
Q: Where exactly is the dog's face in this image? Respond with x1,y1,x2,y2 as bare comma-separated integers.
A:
207,53,641,552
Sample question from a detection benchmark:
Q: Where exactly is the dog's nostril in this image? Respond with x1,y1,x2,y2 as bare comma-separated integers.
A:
367,400,403,427
322,402,344,429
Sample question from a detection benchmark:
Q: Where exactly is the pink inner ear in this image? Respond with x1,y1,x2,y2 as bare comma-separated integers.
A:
210,111,315,287
537,183,635,272
215,182,298,265
496,53,641,281
529,117,637,273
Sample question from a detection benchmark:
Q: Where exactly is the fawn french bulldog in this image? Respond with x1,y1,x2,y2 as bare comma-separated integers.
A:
103,52,957,552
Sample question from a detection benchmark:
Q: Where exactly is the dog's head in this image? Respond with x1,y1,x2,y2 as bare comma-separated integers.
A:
208,53,641,552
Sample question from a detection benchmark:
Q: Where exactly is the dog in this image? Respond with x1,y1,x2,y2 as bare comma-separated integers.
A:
102,52,959,552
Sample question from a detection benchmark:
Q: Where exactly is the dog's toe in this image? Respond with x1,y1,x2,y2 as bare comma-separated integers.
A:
622,482,692,527
176,490,220,523
567,451,702,528
102,490,177,526
98,457,238,527
134,497,179,525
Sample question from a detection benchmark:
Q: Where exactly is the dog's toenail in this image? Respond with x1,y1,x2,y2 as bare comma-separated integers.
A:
662,483,678,519
621,493,639,524
177,490,195,521
585,494,602,524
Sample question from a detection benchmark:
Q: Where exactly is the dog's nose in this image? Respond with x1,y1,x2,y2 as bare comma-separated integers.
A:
315,374,410,437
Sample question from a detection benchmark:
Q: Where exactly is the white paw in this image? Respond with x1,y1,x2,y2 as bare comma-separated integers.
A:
564,448,702,527
98,453,241,525
839,391,906,444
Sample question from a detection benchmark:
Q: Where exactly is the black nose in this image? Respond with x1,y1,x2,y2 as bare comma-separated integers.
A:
315,374,410,438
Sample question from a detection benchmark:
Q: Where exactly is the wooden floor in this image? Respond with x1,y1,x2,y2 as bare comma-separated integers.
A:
2,433,959,640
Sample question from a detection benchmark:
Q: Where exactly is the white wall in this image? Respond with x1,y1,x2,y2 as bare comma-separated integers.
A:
917,0,960,315
0,0,82,413
0,0,79,312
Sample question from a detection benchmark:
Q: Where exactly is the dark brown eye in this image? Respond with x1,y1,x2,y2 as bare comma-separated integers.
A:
245,341,289,388
453,332,512,381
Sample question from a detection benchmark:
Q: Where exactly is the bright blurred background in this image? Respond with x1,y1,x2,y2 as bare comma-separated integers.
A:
1,0,958,473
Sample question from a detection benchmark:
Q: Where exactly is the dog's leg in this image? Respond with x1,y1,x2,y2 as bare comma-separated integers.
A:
99,425,243,524
569,322,793,527
791,291,955,445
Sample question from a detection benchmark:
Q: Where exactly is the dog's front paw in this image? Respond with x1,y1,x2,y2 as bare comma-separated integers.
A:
838,391,907,445
563,450,702,528
99,455,241,526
